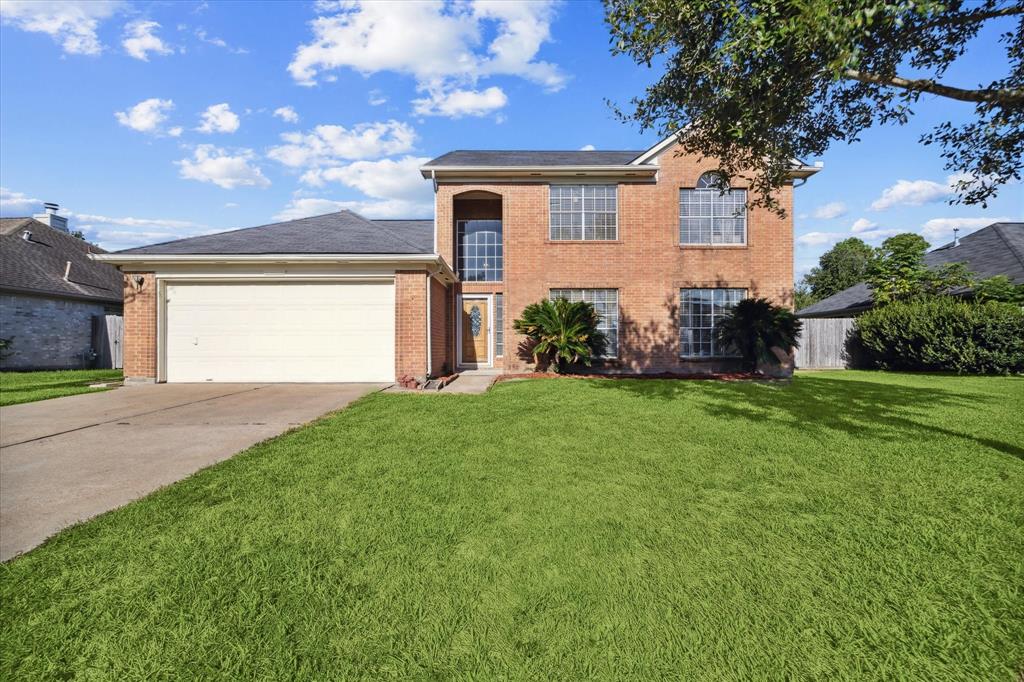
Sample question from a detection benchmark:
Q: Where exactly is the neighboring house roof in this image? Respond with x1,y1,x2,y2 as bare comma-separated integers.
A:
113,210,434,256
0,218,122,304
423,150,646,168
797,222,1024,317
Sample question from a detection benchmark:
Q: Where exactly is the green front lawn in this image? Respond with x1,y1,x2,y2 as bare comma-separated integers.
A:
2,372,1022,679
0,369,123,407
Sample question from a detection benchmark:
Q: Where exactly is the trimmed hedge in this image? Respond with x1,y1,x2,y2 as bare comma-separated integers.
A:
853,298,1024,374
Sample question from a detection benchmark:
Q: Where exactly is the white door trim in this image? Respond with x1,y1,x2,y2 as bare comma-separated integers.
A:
456,293,493,368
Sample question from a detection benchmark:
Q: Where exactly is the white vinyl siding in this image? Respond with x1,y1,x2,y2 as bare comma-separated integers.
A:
679,288,745,358
549,185,617,241
549,288,619,358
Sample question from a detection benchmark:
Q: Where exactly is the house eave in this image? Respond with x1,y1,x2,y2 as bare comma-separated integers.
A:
90,252,457,281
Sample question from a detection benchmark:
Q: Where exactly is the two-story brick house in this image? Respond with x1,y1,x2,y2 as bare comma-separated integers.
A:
97,136,818,383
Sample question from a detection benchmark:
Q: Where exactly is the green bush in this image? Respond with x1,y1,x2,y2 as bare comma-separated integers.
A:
853,298,1024,374
513,298,607,373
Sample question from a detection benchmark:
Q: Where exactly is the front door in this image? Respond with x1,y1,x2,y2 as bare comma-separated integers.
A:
460,298,490,366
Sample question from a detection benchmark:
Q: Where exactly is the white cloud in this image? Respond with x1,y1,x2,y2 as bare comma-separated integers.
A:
869,175,971,211
224,202,239,208
811,201,847,220
273,196,431,222
412,85,507,118
195,27,248,54
267,120,415,167
0,0,123,56
273,106,299,123
115,98,175,134
122,19,172,61
168,126,183,137
579,144,596,151
287,0,565,116
300,156,431,199
850,218,877,233
920,216,1016,242
368,89,387,106
176,145,270,189
196,103,240,134
796,231,847,247
0,187,43,215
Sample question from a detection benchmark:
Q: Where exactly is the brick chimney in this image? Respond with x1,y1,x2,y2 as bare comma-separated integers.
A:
33,202,68,232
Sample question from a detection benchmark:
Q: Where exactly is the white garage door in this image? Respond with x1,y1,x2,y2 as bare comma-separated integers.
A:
165,281,395,382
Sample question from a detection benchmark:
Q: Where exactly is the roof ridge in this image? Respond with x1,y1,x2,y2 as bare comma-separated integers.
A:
365,215,432,253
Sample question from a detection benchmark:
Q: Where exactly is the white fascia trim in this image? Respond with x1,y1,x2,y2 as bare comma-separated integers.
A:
91,253,457,280
630,131,686,165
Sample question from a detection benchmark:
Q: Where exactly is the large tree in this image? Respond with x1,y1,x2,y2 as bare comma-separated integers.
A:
802,237,876,301
605,0,1023,211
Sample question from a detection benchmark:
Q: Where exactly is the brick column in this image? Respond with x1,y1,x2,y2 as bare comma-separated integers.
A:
122,272,157,382
395,270,428,381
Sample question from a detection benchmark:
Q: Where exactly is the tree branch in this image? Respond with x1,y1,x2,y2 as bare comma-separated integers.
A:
843,69,1024,106
922,4,1024,30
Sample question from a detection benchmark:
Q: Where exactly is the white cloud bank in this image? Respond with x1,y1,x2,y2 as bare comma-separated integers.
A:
412,85,507,118
177,145,270,189
811,201,847,220
920,217,1017,242
273,106,299,123
267,120,415,167
0,0,123,56
114,98,175,134
0,187,43,215
122,19,172,61
868,173,988,211
274,196,431,222
288,0,565,116
196,103,240,134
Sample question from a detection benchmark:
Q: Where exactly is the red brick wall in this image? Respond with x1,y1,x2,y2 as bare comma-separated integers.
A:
429,276,451,375
122,272,157,380
435,142,795,373
395,270,428,380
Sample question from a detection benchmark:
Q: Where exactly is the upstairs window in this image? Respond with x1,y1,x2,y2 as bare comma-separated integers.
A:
550,185,617,241
457,219,502,282
679,172,747,245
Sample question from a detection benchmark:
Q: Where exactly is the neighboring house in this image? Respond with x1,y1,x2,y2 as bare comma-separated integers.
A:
95,135,819,383
1,206,123,370
797,222,1024,318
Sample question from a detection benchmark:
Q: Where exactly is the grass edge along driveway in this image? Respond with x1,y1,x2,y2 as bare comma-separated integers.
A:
0,369,123,407
1,371,1022,679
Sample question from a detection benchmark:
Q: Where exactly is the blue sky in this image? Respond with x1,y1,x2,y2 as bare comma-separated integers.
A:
1,0,1020,278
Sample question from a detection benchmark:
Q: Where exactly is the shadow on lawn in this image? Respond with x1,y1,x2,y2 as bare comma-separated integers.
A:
588,375,1024,460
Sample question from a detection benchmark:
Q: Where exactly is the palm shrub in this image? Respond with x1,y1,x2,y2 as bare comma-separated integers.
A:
714,298,802,373
513,298,607,373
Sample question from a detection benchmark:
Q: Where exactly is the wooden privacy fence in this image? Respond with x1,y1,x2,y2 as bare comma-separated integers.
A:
794,317,855,369
91,314,123,369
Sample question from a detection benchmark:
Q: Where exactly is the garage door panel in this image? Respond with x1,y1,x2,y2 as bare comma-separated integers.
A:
165,281,395,383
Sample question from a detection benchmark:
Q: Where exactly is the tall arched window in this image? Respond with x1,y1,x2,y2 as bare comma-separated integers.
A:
679,172,747,245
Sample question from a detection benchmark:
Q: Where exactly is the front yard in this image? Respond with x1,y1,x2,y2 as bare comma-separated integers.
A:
1,371,1021,679
0,369,123,406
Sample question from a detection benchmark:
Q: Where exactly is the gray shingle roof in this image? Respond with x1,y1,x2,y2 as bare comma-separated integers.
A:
114,210,434,256
0,218,122,304
797,222,1024,317
423,150,646,167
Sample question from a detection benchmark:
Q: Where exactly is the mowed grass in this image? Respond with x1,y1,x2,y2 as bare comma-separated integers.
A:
0,369,123,406
2,372,1022,680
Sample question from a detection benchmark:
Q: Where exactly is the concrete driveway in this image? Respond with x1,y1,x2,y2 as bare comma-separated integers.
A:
0,382,384,561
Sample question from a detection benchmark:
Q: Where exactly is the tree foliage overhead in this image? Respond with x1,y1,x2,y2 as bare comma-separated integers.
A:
606,0,1023,211
802,237,876,301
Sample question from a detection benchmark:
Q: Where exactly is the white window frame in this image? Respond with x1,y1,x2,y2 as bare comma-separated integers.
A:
549,184,618,241
679,173,747,246
456,219,503,283
549,288,619,358
679,288,746,358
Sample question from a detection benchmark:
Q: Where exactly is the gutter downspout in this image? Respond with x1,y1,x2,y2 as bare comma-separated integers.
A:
426,270,432,378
